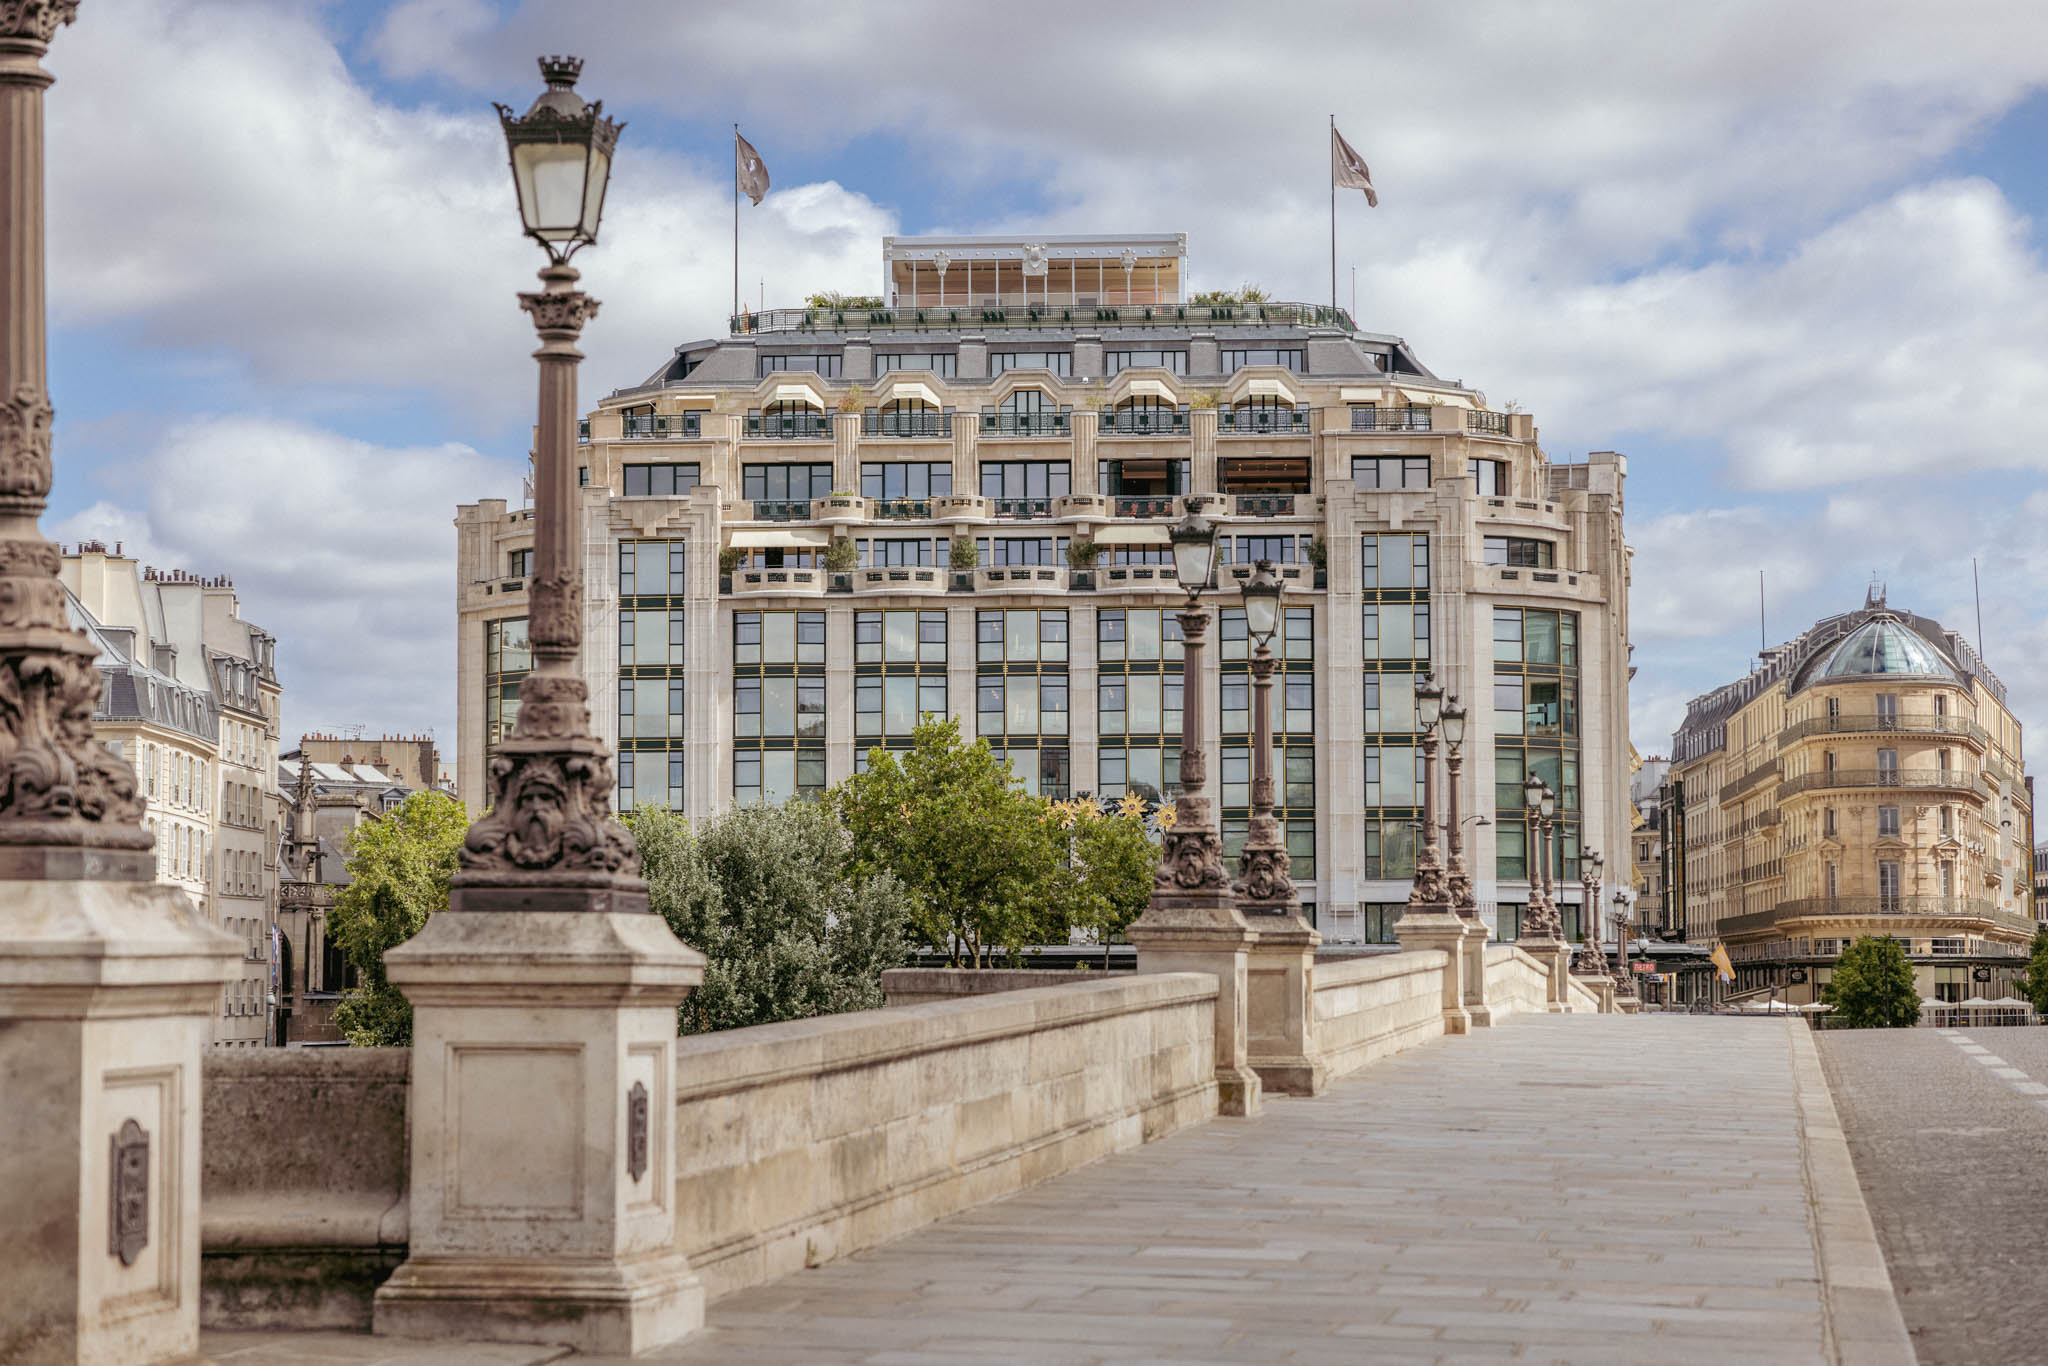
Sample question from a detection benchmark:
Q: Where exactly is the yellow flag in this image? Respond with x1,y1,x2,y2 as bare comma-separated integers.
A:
1710,943,1734,983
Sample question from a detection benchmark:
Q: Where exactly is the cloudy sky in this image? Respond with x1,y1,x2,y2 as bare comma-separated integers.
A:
41,0,2048,764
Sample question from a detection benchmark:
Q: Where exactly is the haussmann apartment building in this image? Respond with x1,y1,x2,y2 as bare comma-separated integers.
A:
1668,588,2036,1004
455,232,1636,948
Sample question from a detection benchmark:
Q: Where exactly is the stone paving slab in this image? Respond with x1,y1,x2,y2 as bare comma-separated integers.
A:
203,1015,1901,1366
203,1329,570,1365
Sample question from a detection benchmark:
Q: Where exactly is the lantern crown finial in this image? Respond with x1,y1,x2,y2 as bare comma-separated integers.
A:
539,54,583,87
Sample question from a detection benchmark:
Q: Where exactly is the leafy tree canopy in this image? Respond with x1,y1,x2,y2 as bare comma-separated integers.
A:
835,716,1067,966
1050,798,1160,967
627,800,910,1033
327,791,468,1046
1820,935,1921,1029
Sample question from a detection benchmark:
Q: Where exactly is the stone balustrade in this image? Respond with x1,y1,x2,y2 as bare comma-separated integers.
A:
1309,950,1449,1079
199,974,1218,1327
1484,945,1555,1016
200,1050,410,1331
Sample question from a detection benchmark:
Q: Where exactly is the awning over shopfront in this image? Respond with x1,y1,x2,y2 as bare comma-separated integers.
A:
729,528,831,549
1092,524,1172,546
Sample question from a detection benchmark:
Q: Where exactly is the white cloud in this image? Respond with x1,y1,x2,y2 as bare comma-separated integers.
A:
54,416,517,752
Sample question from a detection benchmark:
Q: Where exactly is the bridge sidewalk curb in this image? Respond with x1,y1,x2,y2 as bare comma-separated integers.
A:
1787,1019,1917,1366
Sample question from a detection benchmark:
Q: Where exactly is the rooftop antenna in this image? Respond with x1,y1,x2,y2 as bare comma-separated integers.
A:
1758,569,1766,658
1973,557,1984,660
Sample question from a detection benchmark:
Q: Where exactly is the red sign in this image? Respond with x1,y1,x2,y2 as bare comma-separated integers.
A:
1631,961,1655,973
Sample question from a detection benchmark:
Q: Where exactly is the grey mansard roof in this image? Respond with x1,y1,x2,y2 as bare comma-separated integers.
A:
66,586,220,744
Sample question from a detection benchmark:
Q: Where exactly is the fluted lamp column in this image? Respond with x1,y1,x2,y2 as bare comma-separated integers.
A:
1395,677,1470,1033
1612,892,1639,1001
0,7,240,1362
1440,699,1494,1026
373,58,707,1355
1125,512,1264,1115
1574,850,1612,979
1520,775,1570,1010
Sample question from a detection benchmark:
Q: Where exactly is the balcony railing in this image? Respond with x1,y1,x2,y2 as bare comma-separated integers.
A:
862,408,953,438
1114,495,1177,518
1101,408,1191,435
1776,768,1990,800
1218,407,1311,434
1234,494,1297,518
980,409,1072,437
1350,406,1431,432
745,409,831,439
752,499,813,521
992,497,1055,520
731,300,1356,335
872,498,932,520
1465,410,1511,435
622,412,703,440
1718,762,1780,805
1778,713,1990,747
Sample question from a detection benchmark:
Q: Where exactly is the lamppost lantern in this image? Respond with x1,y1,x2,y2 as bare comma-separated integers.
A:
1586,848,1604,875
1416,678,1444,730
1524,773,1545,810
1538,785,1556,819
497,56,623,261
1169,509,1218,598
1241,559,1282,647
1440,700,1466,746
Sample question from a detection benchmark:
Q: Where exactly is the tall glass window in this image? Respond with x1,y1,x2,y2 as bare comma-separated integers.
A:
1097,609,1185,805
484,616,531,758
615,539,686,811
733,610,826,804
1361,535,1431,884
855,610,949,772
1494,606,1581,888
976,609,1069,797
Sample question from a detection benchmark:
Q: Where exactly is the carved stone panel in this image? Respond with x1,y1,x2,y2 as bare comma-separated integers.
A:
109,1118,148,1266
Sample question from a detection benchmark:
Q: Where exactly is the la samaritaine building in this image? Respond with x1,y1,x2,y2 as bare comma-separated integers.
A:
1667,588,2037,1004
455,232,1635,946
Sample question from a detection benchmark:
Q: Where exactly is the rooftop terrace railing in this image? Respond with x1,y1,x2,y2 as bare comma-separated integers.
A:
1218,407,1312,434
730,301,1357,335
862,408,953,438
1101,407,1191,435
1350,406,1432,432
745,409,832,440
622,412,702,440
980,408,1072,437
1775,768,1990,801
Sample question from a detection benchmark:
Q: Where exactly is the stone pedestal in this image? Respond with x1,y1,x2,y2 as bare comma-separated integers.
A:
1395,912,1471,1036
372,909,706,1356
1522,936,1572,1012
1243,916,1326,1096
1457,920,1493,1028
1575,976,1617,1014
0,876,239,1366
1128,904,1262,1117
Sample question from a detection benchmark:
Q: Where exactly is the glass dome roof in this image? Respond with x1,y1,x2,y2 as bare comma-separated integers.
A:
1818,617,1958,682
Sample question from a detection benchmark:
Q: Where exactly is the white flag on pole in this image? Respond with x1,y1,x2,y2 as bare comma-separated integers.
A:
1331,125,1377,207
736,132,771,205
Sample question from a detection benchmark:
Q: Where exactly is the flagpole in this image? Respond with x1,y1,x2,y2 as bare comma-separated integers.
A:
733,124,740,323
1329,114,1337,315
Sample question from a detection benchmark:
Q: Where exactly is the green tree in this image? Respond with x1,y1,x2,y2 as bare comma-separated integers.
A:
2015,925,2048,1019
1056,799,1160,968
626,800,910,1034
835,716,1066,966
1821,936,1921,1029
327,791,468,1046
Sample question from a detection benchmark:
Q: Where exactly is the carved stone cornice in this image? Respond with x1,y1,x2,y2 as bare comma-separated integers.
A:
0,1,79,44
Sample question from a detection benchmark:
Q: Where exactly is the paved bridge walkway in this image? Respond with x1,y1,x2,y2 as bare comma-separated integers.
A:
207,1014,1911,1366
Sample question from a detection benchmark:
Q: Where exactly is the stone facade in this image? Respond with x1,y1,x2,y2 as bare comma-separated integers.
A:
62,545,285,1046
454,231,1635,952
1670,589,2036,1004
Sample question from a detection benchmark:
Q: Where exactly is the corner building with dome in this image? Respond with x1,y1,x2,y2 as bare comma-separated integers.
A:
1668,588,2036,1005
453,231,1637,951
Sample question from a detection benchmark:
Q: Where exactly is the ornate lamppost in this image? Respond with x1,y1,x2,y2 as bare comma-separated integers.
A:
1126,511,1264,1114
1234,561,1296,916
1574,849,1612,978
374,59,705,1354
1611,897,1639,1003
1441,699,1475,917
1395,677,1472,1032
1230,561,1327,1091
1404,678,1451,915
2,7,240,1362
454,55,637,901
1521,775,1560,938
